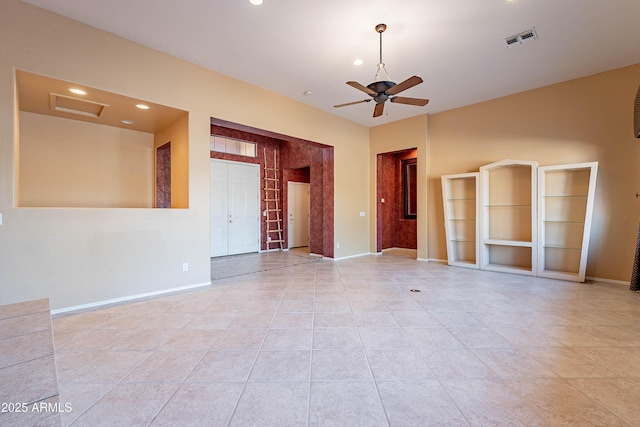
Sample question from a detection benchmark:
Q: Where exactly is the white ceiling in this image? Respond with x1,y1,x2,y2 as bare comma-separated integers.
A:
22,0,640,128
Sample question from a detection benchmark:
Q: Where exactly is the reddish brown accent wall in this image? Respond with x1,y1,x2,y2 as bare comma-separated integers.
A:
210,122,334,257
280,140,334,257
376,148,417,251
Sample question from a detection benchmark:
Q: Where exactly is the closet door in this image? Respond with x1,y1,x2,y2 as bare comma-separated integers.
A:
537,162,598,282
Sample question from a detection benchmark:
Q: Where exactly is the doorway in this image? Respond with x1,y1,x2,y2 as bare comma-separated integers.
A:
288,182,310,249
210,159,260,257
376,149,418,253
155,142,171,208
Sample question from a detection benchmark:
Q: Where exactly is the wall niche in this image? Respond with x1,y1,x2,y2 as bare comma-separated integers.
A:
16,69,188,208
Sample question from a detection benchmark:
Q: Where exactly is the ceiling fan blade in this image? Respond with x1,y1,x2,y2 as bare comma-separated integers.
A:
373,102,385,117
333,99,372,108
347,81,377,96
390,96,430,106
385,76,423,95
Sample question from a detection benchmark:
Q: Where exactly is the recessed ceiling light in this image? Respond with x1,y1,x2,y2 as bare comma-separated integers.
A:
303,91,312,96
121,120,135,125
136,103,150,110
353,59,364,66
69,88,86,95
249,0,263,5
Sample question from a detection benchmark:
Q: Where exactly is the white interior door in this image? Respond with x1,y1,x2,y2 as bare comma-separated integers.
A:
210,160,259,257
288,182,310,248
228,163,260,255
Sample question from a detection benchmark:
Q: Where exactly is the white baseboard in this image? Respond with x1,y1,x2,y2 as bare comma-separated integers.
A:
585,276,630,286
331,252,373,261
51,281,212,315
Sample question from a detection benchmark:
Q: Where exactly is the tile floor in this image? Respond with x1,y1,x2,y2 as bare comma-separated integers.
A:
50,250,640,426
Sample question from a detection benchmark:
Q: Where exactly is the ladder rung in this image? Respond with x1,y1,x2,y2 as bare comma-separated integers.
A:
267,229,283,233
264,188,280,191
264,199,279,202
265,219,281,223
264,178,279,181
267,240,284,243
264,167,278,171
266,209,281,212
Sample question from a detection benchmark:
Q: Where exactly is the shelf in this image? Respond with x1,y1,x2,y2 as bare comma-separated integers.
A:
543,194,588,198
485,204,532,208
449,218,476,222
543,220,585,224
450,239,476,243
543,244,581,251
484,239,532,247
447,198,476,201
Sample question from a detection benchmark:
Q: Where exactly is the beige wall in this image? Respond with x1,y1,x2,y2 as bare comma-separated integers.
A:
427,63,640,282
19,112,154,208
370,115,429,259
0,0,369,310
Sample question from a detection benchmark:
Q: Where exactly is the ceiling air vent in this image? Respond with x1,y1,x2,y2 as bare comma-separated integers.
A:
505,27,537,47
49,93,109,118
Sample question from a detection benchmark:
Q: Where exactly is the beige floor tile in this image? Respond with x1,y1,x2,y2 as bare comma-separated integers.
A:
311,349,371,381
122,350,205,383
358,327,413,349
312,327,362,350
159,329,220,351
61,351,151,383
366,349,435,380
151,382,243,426
442,378,546,426
185,350,257,383
230,382,309,427
526,347,619,378
403,327,465,349
506,378,630,426
70,382,177,427
473,348,559,379
58,382,114,425
568,378,640,425
249,350,310,382
262,328,312,350
377,380,468,426
420,348,497,380
309,381,387,426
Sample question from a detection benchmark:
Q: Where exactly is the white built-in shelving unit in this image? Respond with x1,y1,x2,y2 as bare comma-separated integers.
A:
441,159,598,282
537,162,598,282
441,173,479,269
480,159,538,275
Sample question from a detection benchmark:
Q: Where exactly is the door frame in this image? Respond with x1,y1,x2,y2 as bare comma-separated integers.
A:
287,181,310,249
210,158,260,257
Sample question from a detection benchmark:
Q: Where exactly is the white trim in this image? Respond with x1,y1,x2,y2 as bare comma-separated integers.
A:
51,281,211,315
424,258,447,263
585,276,630,286
331,252,373,261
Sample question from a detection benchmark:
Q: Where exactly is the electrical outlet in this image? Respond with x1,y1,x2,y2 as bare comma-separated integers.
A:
182,263,189,272
336,242,340,249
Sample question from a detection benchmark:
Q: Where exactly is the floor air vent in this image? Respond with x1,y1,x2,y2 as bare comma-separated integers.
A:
505,27,537,47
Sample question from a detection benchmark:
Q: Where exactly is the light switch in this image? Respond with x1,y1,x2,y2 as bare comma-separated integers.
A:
360,211,365,217
0,213,3,225
381,198,385,203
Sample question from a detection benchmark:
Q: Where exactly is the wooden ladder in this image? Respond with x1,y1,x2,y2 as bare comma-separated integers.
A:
263,148,284,250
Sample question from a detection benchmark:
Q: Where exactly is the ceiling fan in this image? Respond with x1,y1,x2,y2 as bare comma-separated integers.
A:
334,23,429,118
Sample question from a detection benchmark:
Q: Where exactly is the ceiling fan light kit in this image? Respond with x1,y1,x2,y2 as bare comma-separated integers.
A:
334,23,429,117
